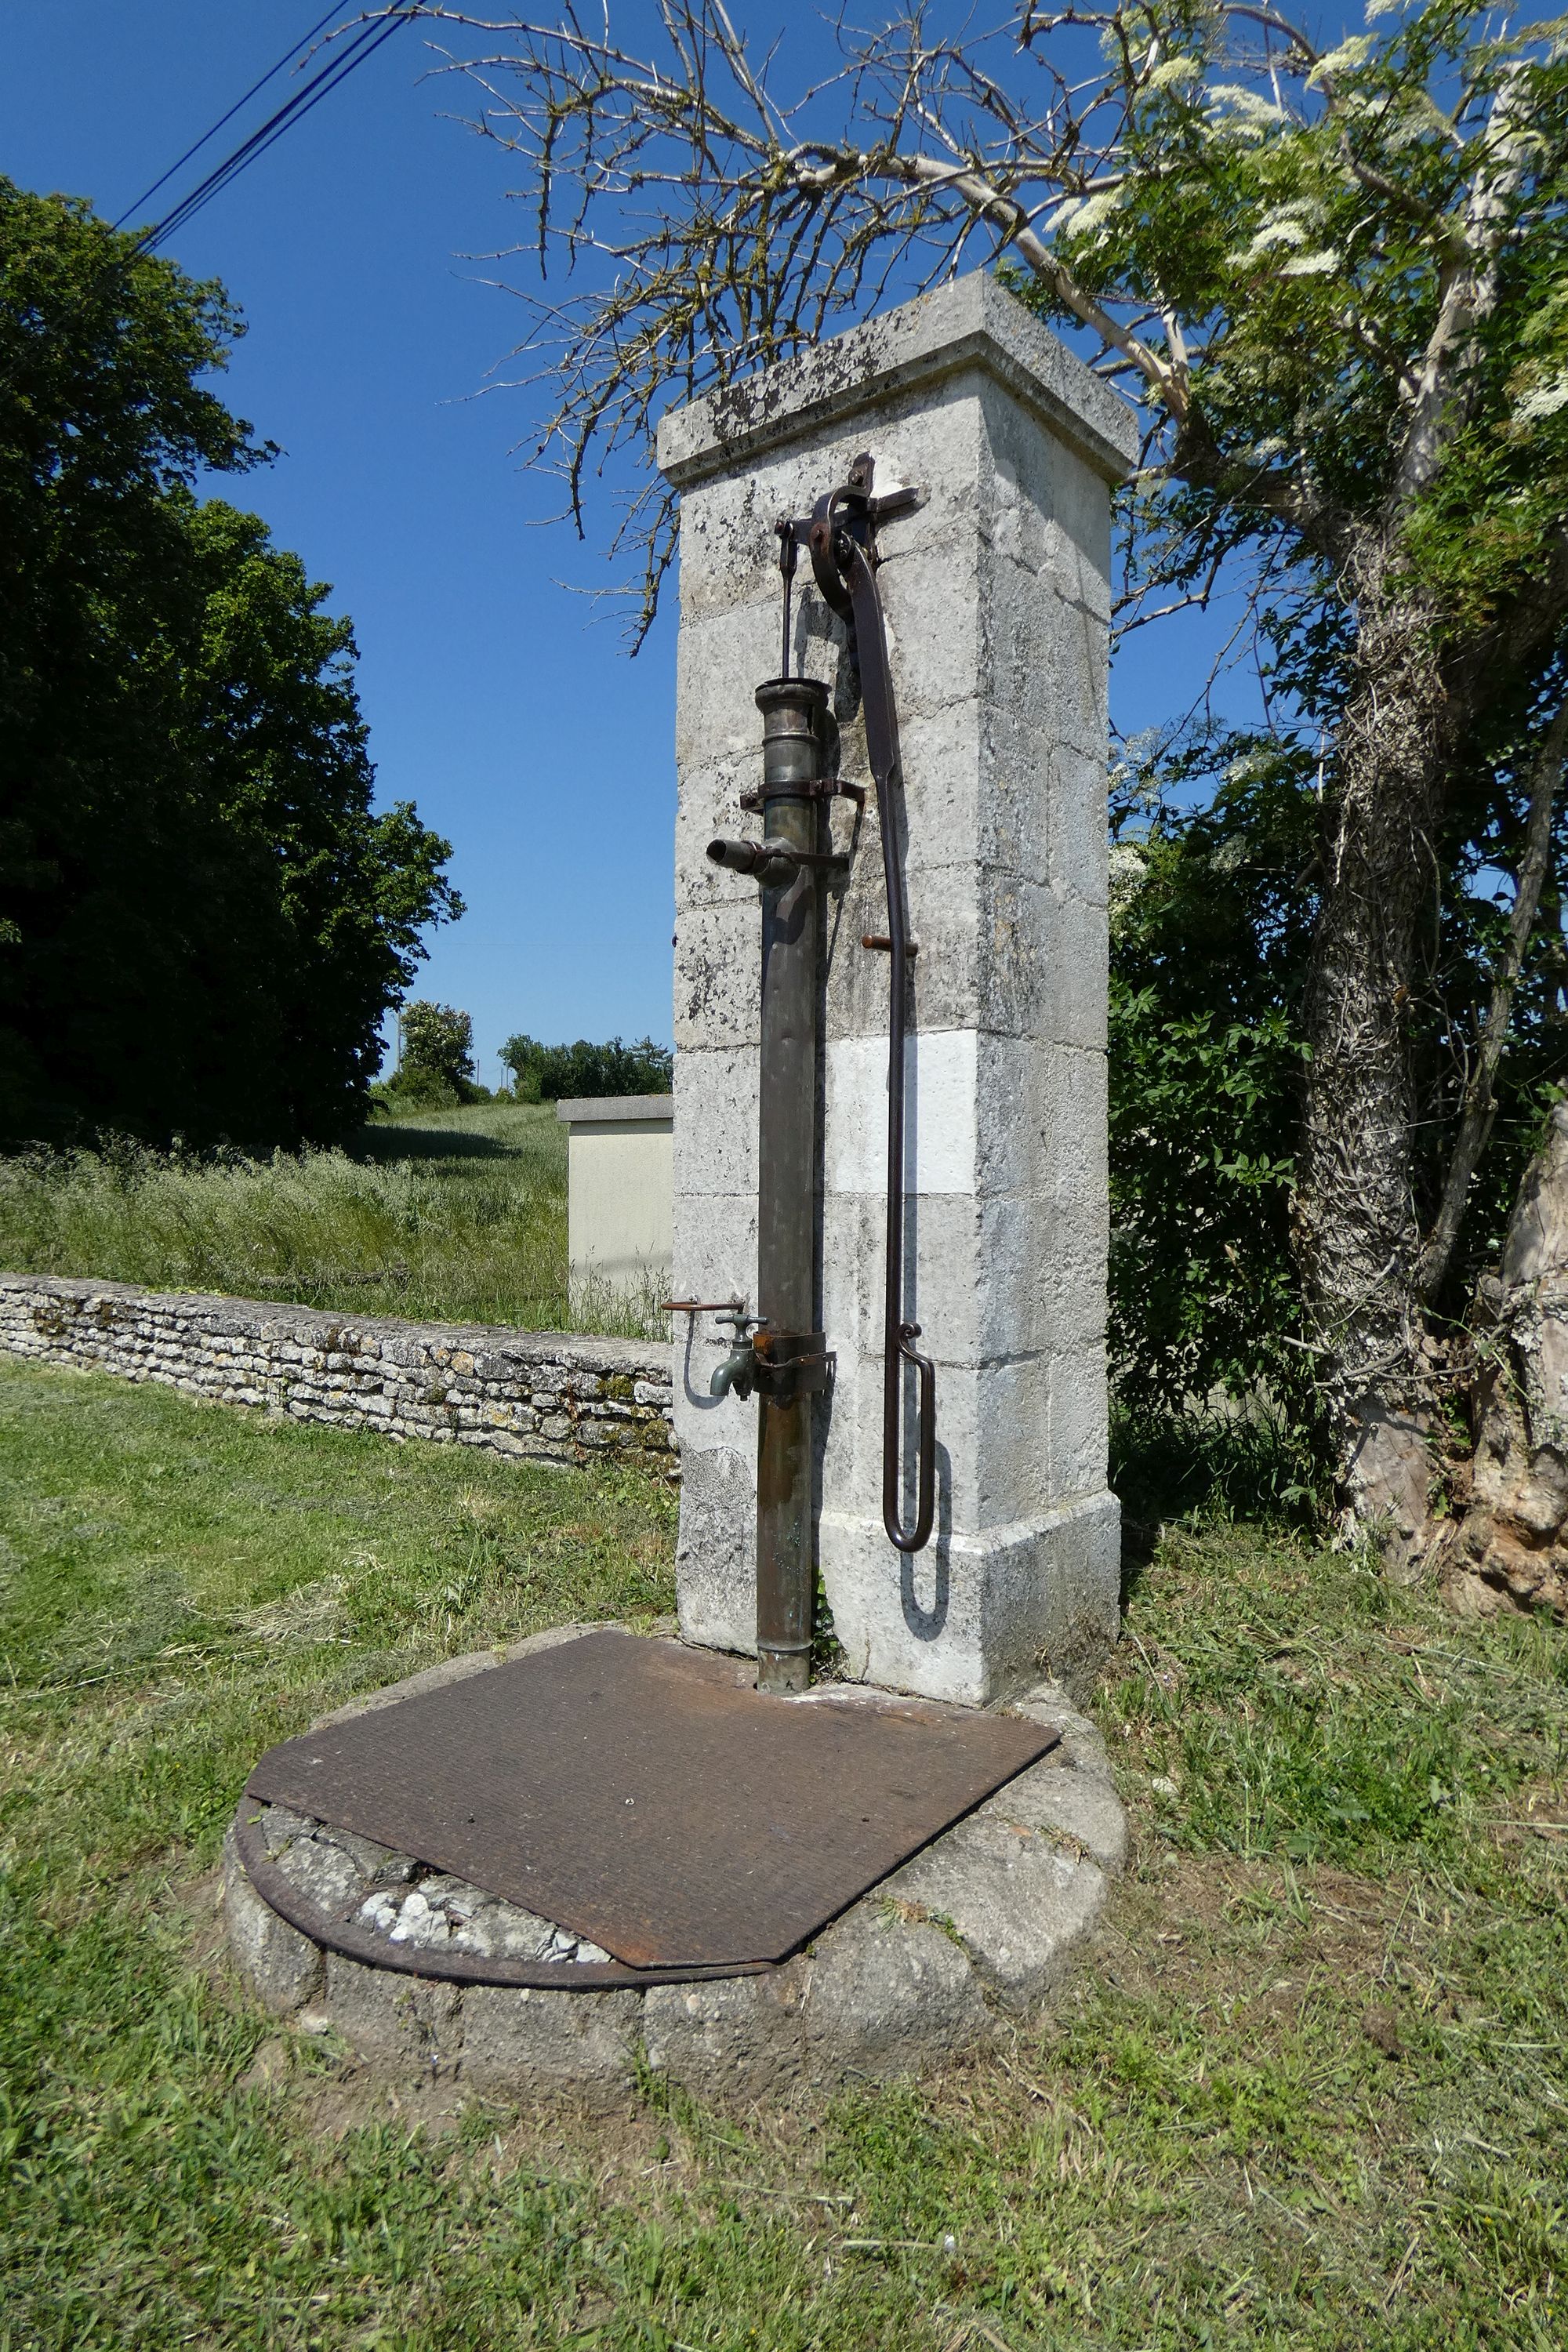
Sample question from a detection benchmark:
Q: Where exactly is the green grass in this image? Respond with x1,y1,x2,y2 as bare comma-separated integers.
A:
0,1105,667,1339
2,1358,1565,2350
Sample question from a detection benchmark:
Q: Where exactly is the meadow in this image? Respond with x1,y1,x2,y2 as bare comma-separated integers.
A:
0,1105,666,1340
2,1356,1563,2350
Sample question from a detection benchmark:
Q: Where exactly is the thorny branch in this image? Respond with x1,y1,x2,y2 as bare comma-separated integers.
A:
412,0,1555,641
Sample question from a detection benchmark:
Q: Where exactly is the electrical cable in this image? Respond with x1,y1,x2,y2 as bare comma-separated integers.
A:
126,5,415,257
111,1,346,230
136,8,411,253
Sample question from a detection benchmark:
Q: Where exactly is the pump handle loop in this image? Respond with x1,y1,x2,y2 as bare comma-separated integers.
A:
824,525,936,1556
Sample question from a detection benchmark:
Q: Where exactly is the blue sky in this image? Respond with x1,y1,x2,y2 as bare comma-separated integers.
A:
4,4,1247,1085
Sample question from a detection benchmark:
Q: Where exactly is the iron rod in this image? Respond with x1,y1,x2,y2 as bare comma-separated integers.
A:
840,540,937,1556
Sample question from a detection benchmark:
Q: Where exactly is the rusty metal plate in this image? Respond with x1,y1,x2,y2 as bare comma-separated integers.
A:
245,1629,1057,1969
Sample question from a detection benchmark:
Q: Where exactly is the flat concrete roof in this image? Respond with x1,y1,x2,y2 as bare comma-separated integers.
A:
555,1094,675,1124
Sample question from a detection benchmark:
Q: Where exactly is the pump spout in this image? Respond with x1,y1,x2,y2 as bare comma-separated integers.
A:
708,1343,756,1401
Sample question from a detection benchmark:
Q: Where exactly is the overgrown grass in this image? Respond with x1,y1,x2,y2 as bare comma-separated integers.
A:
1112,1396,1319,1533
2,1359,1565,2349
0,1105,666,1339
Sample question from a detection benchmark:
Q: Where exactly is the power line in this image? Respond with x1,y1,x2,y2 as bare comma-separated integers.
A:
125,5,416,259
111,2,346,230
135,8,414,254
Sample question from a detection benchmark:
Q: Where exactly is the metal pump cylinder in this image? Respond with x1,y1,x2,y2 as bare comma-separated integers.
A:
753,674,828,1694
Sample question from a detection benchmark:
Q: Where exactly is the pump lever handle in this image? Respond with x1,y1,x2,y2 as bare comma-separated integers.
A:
831,527,938,1556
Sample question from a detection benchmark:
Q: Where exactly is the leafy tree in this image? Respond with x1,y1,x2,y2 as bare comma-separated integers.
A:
424,0,1568,1522
0,176,461,1149
499,1033,673,1102
1109,704,1568,1483
387,1001,481,1107
1109,732,1312,1430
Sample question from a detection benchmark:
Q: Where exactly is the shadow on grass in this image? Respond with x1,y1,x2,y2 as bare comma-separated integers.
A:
350,1124,524,1164
1111,1401,1320,1606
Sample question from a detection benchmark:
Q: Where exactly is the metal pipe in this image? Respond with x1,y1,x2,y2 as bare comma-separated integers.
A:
751,675,827,1693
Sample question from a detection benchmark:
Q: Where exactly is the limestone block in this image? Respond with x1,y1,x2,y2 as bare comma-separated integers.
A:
459,1986,641,2103
674,789,764,918
663,296,1126,1701
674,1048,757,1198
801,1900,994,2081
641,1964,808,2103
675,898,763,1051
669,1195,758,1394
818,1488,1120,1704
972,1038,1109,1206
882,1817,1107,2005
822,1349,1089,1530
675,1444,755,1654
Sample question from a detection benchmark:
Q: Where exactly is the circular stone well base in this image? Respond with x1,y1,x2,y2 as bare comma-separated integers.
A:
223,1625,1126,2107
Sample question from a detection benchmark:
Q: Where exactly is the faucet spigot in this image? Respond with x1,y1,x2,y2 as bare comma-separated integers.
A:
708,1307,763,1400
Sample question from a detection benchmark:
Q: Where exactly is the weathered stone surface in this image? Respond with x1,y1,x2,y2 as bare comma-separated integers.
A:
460,1986,641,2103
222,1828,325,2016
657,272,1138,492
641,1965,808,2103
883,1817,1106,2005
661,274,1127,1703
801,1901,995,2079
0,1275,674,1477
321,1952,466,2071
270,1828,366,1915
975,1753,1128,1872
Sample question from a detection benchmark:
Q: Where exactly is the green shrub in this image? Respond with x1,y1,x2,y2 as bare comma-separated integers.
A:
1108,731,1316,1499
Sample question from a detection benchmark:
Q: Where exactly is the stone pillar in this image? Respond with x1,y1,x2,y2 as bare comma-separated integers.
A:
657,273,1136,1705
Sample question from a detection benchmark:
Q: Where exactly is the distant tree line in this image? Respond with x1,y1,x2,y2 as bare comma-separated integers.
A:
0,179,460,1151
368,1007,672,1111
499,1033,671,1102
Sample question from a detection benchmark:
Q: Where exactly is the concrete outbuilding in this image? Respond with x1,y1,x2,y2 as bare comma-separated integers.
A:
557,1093,674,1298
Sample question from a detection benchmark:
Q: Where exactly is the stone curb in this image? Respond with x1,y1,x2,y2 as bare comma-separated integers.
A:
223,1625,1125,2106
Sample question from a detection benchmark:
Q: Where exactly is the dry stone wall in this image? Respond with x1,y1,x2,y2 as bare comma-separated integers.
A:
0,1275,674,1474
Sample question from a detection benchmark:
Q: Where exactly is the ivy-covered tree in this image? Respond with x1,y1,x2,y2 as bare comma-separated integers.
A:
0,176,461,1149
423,0,1568,1529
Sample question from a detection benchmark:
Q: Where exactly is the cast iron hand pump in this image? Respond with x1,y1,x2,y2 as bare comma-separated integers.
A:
698,456,935,1692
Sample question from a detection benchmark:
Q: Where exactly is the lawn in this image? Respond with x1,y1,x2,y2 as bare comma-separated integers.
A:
0,1105,665,1341
2,1358,1565,2350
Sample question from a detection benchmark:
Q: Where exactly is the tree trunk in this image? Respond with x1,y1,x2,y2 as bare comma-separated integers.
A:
1296,558,1467,1559
1429,1105,1568,1620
